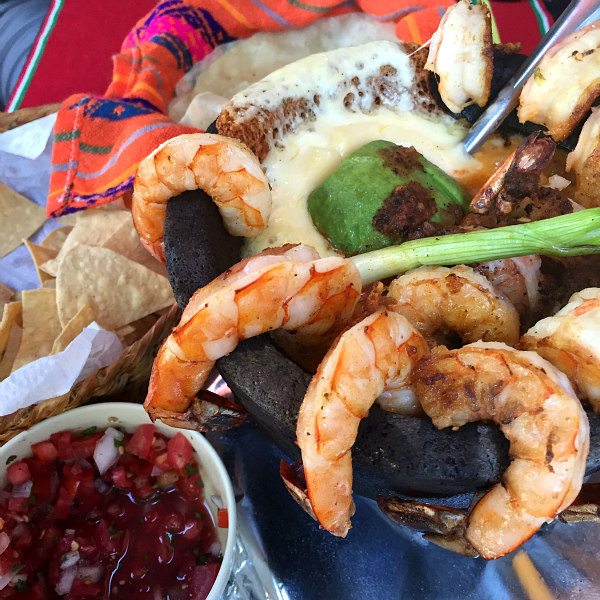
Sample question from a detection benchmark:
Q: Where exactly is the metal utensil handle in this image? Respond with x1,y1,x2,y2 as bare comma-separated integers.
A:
463,0,599,154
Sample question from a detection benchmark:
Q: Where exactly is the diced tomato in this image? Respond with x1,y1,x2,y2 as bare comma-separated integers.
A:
8,497,28,513
126,424,155,459
177,474,203,501
69,579,103,597
190,563,221,599
54,485,74,519
163,511,184,534
31,441,58,463
167,433,193,471
71,433,102,460
217,508,229,528
51,431,74,461
7,461,31,485
12,524,32,549
111,466,131,489
182,520,203,541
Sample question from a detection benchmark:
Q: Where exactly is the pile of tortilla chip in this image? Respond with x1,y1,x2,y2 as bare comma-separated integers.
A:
0,188,175,383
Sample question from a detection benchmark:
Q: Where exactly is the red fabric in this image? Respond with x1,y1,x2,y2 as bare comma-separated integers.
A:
19,0,156,109
490,1,544,54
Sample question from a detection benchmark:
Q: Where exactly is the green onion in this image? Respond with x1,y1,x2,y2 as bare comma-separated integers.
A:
351,208,600,285
5,455,16,465
79,426,97,439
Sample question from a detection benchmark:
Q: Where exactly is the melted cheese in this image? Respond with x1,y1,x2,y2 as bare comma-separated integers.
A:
244,108,509,257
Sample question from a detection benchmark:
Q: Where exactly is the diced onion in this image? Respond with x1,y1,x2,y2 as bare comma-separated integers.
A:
546,174,571,190
0,533,9,556
60,550,80,569
151,466,162,477
56,566,76,595
77,565,103,583
0,571,12,591
209,541,222,557
12,481,33,498
93,428,123,475
65,529,75,536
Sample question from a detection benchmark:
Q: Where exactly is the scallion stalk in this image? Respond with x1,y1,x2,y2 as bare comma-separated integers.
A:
351,208,600,285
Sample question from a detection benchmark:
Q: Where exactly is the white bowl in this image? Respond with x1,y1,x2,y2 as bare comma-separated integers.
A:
0,402,236,600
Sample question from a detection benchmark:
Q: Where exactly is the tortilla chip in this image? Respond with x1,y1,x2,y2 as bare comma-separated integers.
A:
56,245,175,330
0,301,22,360
24,240,58,285
0,325,22,380
52,303,96,354
0,284,14,320
42,209,131,276
102,218,166,276
0,182,46,257
40,226,73,252
11,289,62,371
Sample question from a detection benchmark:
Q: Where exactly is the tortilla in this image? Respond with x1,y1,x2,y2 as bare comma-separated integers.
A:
0,284,14,320
0,301,22,361
102,217,166,276
0,182,46,257
52,303,96,353
23,240,58,286
42,209,131,276
40,226,73,252
56,245,175,330
11,289,62,371
0,325,22,380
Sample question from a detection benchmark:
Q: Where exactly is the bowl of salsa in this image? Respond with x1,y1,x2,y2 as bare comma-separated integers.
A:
0,402,236,599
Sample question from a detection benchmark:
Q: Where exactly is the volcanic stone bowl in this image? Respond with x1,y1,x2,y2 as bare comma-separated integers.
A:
164,190,600,503
162,51,595,501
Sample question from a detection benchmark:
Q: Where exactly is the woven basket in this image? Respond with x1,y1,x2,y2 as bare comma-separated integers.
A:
0,304,181,443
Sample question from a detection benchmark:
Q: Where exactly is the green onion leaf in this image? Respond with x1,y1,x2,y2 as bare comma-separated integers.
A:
351,208,600,285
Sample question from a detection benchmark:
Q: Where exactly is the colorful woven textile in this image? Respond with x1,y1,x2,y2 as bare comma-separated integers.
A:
47,0,550,217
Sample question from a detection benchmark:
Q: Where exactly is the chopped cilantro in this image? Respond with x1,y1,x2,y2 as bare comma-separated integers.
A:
5,455,17,465
60,553,68,563
195,554,209,565
29,493,37,504
184,464,198,476
108,524,118,537
15,579,26,592
12,563,24,573
79,426,97,439
194,511,205,520
113,437,123,448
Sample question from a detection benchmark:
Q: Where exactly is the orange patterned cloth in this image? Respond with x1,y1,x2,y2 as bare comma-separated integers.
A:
47,0,453,216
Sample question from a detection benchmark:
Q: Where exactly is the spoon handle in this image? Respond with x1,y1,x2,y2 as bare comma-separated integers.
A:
462,0,599,154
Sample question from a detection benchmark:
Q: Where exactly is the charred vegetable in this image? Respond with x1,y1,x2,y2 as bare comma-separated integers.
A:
307,141,470,254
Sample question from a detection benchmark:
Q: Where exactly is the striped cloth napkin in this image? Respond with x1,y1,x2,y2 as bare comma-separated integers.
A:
46,0,552,217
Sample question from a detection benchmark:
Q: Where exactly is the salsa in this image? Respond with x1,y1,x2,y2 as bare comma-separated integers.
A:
0,424,223,599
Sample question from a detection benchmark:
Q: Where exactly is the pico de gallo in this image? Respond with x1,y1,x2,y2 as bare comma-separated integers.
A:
0,424,224,599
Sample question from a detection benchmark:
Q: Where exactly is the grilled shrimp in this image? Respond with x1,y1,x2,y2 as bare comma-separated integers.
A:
470,133,555,215
521,288,600,411
414,342,589,559
566,107,600,208
425,0,493,114
518,22,600,141
475,255,541,321
144,244,361,429
387,265,520,347
131,133,271,262
296,310,428,536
